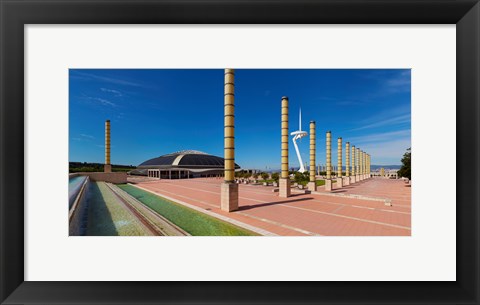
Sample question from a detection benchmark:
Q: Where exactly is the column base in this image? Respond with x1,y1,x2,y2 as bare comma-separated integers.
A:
356,175,360,181
325,179,333,191
343,176,350,186
279,178,291,198
337,177,343,188
104,164,112,173
307,181,317,192
350,176,356,183
221,182,239,212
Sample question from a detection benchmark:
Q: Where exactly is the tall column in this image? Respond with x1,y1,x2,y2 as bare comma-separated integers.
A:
325,131,333,191
356,147,360,181
364,151,367,179
368,154,370,178
308,121,317,191
336,137,343,188
369,154,371,177
221,69,239,212
360,150,364,180
362,151,366,179
104,120,111,173
345,142,350,185
351,145,356,183
279,96,291,197
363,152,367,179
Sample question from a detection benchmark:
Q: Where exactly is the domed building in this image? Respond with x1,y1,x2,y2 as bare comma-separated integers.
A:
132,150,241,179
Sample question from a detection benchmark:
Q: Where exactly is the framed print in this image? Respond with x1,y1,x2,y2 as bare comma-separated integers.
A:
1,0,479,304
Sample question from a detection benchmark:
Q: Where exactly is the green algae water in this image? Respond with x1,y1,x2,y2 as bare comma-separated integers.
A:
118,184,257,236
86,182,149,236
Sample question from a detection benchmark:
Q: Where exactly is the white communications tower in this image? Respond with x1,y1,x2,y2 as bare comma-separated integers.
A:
290,108,308,172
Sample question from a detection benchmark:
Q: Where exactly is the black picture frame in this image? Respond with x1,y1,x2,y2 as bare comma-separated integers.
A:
1,0,479,304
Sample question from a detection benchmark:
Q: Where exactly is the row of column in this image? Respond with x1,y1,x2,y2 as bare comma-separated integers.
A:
221,70,373,208
315,165,344,173
278,97,371,197
324,131,371,191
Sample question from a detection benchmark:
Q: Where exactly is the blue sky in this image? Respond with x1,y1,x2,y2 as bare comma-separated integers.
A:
69,69,410,169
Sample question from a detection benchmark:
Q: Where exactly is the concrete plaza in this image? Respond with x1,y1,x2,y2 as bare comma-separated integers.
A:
131,177,411,236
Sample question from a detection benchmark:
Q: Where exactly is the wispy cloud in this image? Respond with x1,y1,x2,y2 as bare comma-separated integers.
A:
362,70,411,94
101,88,123,97
348,129,411,145
72,133,95,142
71,71,144,87
385,70,410,93
80,134,94,139
93,97,117,107
351,113,410,131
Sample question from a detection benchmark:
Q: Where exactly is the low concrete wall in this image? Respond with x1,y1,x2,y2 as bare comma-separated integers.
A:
69,177,89,236
77,172,127,184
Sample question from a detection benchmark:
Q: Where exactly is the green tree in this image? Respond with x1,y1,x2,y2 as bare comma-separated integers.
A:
398,147,411,180
261,172,269,181
271,172,279,182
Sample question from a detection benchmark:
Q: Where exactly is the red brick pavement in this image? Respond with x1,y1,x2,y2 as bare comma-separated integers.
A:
132,177,411,236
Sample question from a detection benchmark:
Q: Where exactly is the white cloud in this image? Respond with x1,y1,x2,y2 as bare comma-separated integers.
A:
71,71,144,87
348,129,411,145
101,88,123,97
93,97,116,107
351,114,411,131
80,133,94,139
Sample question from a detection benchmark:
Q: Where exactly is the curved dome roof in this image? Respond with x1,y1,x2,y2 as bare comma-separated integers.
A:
138,150,240,169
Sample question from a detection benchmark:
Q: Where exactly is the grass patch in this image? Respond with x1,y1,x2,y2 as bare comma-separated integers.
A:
315,179,336,186
118,184,258,236
258,179,275,184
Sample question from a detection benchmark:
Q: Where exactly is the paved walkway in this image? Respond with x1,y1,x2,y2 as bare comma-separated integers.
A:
132,177,411,236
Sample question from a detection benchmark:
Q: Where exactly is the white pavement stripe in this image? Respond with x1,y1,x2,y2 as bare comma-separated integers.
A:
235,212,321,236
136,181,411,232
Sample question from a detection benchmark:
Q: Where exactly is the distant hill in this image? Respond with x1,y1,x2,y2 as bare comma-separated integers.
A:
69,162,136,173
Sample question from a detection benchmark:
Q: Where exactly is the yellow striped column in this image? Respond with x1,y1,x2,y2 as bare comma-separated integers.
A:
308,121,317,191
360,150,364,180
104,120,111,173
363,152,367,179
356,147,360,181
362,151,366,179
369,154,371,176
325,131,333,191
337,137,343,187
345,142,350,185
279,96,291,197
221,69,239,212
351,145,356,183
367,154,370,178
